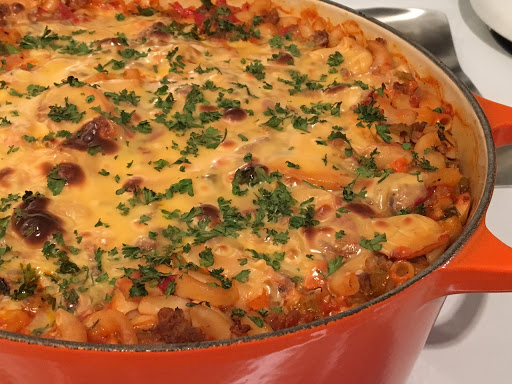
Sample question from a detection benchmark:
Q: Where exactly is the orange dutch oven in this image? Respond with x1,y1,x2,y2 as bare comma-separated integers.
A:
1,1,512,383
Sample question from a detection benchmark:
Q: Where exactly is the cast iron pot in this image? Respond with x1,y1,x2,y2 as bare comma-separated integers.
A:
2,1,512,383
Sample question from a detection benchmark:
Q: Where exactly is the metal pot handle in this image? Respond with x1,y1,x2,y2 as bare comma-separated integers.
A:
432,95,512,296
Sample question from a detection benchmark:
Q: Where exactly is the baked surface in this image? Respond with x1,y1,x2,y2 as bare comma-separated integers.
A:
0,0,470,344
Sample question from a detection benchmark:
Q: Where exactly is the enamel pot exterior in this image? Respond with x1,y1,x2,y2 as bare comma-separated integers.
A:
2,1,512,383
0,277,444,384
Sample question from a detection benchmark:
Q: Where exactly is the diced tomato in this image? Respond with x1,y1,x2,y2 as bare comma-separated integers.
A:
409,92,422,108
247,292,270,310
303,261,327,290
194,12,207,27
390,156,409,173
228,12,239,23
172,2,195,17
57,2,74,20
158,275,176,293
279,26,293,36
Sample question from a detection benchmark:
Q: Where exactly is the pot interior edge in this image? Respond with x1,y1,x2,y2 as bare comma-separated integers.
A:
0,0,496,353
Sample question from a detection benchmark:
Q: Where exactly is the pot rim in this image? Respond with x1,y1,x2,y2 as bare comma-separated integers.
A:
0,0,496,352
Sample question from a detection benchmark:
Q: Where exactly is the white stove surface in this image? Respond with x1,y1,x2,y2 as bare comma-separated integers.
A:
334,0,512,382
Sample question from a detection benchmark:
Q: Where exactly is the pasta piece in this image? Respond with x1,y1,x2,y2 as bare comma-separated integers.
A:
188,305,233,340
138,295,190,316
329,271,360,297
362,215,449,260
175,273,239,307
55,308,87,342
389,261,415,285
83,309,138,345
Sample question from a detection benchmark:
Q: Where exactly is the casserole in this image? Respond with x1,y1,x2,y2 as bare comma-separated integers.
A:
1,0,512,382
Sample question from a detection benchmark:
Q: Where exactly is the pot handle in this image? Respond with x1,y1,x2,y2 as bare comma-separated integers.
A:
474,94,512,146
432,95,512,296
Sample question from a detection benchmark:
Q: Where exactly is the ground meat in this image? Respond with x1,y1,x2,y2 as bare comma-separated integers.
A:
311,30,329,48
392,82,409,94
266,309,319,331
230,317,251,336
152,308,206,344
410,122,427,143
262,9,280,25
357,272,372,295
0,4,11,18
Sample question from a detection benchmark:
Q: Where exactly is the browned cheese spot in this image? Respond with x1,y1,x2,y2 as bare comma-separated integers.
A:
12,192,63,245
346,203,376,218
57,163,85,185
198,204,220,227
324,84,348,95
223,108,247,122
0,167,13,186
122,176,143,192
273,52,294,65
62,116,118,154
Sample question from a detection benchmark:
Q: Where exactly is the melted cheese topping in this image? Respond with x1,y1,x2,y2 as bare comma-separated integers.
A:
0,0,469,343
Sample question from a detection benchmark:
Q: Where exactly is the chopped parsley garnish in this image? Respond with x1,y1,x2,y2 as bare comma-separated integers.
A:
285,161,300,169
118,48,148,60
152,159,170,172
232,269,250,283
244,59,265,80
232,308,246,317
376,124,392,143
11,264,39,300
353,101,386,128
342,179,367,202
22,135,36,143
104,89,140,106
27,84,48,97
209,268,232,289
0,117,11,126
199,247,214,267
20,26,58,50
0,216,10,238
47,98,85,123
328,255,345,275
54,76,87,88
46,165,67,196
247,249,285,271
360,232,387,252
278,70,325,95
248,315,264,328
327,51,344,67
